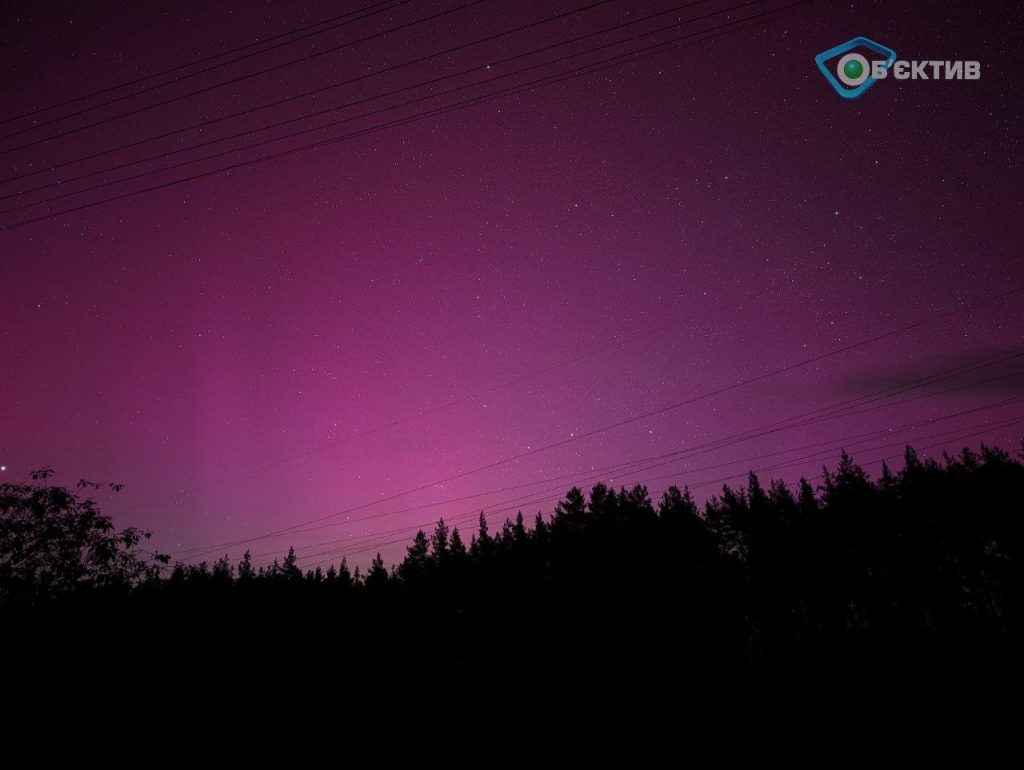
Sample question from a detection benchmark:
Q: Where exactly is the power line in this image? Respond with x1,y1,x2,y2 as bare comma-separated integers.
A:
168,286,1023,560
0,0,625,189
642,414,1024,490
0,0,688,193
0,1,797,230
222,396,1024,571
175,365,1024,564
133,337,1024,532
352,288,1020,513
480,394,1024,529
116,304,728,517
297,417,1024,570
0,0,490,153
282,390,1024,568
258,408,1024,567
166,402,1018,575
592,370,1024,497
0,0,730,207
682,349,1024,456
180,354,1024,562
176,376,1024,562
43,3,798,534
0,0,406,128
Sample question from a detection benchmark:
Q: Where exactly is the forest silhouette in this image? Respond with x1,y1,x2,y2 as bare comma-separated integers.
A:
2,443,1022,764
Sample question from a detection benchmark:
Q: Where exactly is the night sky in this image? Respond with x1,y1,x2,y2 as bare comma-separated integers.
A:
1,0,1021,571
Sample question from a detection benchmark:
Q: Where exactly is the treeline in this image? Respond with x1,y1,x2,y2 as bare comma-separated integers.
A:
152,444,1022,646
2,444,1022,763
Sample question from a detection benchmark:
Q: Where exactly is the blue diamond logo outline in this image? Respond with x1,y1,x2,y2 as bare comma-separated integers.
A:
815,37,897,100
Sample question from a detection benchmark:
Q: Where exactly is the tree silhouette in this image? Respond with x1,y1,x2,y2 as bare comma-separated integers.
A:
470,511,492,559
0,471,165,603
430,518,449,562
280,546,302,581
449,527,467,561
4,443,1023,764
237,550,255,581
337,557,353,589
365,553,388,590
399,530,430,583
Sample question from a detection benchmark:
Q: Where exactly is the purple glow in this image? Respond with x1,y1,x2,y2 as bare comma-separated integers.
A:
1,0,1021,571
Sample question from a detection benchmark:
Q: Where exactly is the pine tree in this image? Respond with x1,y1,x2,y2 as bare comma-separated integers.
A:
822,451,872,509
904,445,922,471
533,512,548,544
337,558,353,588
624,484,655,519
553,487,586,533
513,511,527,543
237,549,255,581
431,518,450,562
797,478,818,516
471,512,492,558
588,483,616,519
399,530,430,583
555,487,586,520
659,485,699,524
768,480,797,524
879,461,896,492
281,546,302,581
449,527,467,560
748,472,768,512
212,555,233,583
365,553,389,590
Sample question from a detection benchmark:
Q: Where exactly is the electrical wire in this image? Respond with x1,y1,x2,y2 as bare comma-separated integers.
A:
168,287,1023,560
0,0,405,127
0,2,801,230
1,0,739,207
0,0,490,152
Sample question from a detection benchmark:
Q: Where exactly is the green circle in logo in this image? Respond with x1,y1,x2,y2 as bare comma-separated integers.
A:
843,59,864,80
